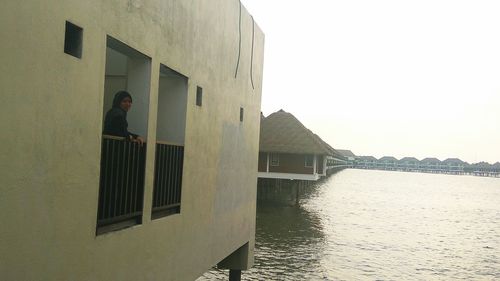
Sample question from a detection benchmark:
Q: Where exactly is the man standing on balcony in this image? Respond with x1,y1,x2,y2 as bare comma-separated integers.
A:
103,90,145,145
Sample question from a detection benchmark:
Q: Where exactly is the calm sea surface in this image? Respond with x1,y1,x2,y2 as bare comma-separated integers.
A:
199,169,500,280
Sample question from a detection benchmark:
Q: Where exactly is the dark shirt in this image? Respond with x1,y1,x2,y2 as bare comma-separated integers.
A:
103,107,138,138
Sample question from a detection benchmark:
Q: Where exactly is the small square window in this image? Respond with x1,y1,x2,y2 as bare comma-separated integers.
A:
196,86,203,106
64,21,83,59
270,153,279,166
240,107,244,122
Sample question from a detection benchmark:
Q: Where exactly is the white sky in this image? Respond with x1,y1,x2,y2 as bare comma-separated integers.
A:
241,0,500,164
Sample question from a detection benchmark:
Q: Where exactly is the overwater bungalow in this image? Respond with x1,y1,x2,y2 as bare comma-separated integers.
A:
257,110,344,181
420,157,442,173
398,157,420,171
337,149,358,168
1,1,264,280
378,156,399,170
442,158,466,174
491,162,500,177
493,162,500,173
356,156,378,169
465,161,497,176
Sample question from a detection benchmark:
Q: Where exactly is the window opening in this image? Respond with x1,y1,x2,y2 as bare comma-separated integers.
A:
152,64,188,220
96,36,151,235
196,86,203,106
305,155,314,168
64,21,83,58
270,153,279,166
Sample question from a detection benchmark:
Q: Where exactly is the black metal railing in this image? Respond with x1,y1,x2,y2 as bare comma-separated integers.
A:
97,135,146,234
152,142,184,219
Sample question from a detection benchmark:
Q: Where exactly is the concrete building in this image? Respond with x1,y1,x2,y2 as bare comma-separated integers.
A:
1,1,264,280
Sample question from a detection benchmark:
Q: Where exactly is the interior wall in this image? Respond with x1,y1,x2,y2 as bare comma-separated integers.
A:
126,58,151,138
103,47,127,124
156,73,188,144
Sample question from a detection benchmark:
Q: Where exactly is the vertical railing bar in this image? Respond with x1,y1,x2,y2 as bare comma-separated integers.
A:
117,139,125,217
163,144,169,207
173,145,179,205
152,143,159,209
168,145,173,207
162,145,168,207
99,139,108,220
118,139,127,216
137,142,144,215
152,144,158,209
98,139,106,221
172,146,178,205
140,143,146,214
107,139,115,219
130,141,137,213
104,139,111,220
154,143,160,209
124,141,131,215
114,139,122,218
160,144,165,208
134,142,140,213
118,140,125,216
155,144,161,209
178,146,184,205
168,145,174,206
104,139,112,218
166,145,171,206
177,146,182,204
161,144,168,207
108,139,117,219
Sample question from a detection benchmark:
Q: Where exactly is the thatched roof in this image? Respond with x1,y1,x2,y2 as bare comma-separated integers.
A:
359,156,377,161
399,157,419,162
421,157,441,163
379,156,398,162
442,158,465,164
259,110,334,155
337,149,356,158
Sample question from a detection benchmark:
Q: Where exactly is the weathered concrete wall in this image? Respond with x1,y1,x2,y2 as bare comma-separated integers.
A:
0,0,264,280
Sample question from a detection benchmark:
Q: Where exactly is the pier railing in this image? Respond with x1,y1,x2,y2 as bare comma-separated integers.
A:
152,141,184,219
97,135,146,234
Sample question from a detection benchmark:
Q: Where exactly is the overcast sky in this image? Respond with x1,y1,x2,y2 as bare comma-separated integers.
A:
241,0,500,164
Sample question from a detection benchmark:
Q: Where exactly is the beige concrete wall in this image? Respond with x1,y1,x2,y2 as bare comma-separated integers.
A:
0,0,264,280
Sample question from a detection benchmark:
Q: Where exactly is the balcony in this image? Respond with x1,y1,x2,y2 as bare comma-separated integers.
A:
152,141,184,219
97,135,146,234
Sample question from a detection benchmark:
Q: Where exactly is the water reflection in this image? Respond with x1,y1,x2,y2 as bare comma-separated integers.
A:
254,202,326,280
200,199,327,280
200,170,500,280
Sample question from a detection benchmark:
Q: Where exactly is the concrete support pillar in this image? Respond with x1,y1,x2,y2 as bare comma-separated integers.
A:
229,269,241,281
295,181,299,206
217,243,252,278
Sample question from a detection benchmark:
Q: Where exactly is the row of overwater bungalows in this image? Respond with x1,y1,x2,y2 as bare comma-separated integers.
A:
343,153,500,176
